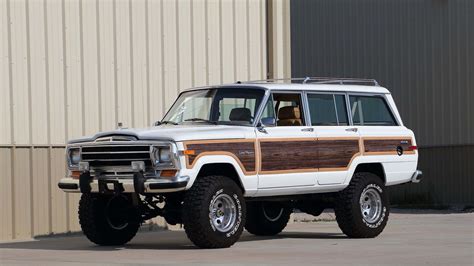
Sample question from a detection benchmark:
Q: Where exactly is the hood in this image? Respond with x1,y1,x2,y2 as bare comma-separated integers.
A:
68,125,255,144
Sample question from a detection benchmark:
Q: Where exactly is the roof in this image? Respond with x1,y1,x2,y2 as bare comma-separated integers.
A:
231,83,390,94
183,77,391,94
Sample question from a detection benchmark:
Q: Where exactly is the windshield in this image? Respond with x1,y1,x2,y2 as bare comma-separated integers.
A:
162,87,265,126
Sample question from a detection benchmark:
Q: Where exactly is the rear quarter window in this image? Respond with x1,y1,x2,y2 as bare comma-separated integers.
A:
349,95,397,126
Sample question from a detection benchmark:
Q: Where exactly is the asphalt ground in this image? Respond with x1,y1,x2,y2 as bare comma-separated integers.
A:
0,210,473,265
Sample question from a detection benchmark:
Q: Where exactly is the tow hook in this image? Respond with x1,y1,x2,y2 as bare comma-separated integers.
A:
133,172,146,194
79,172,92,193
132,161,146,194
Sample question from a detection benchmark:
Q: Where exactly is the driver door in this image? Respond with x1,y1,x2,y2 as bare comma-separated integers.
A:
256,91,318,189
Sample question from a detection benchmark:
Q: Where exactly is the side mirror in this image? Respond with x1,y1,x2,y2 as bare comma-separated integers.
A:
260,117,276,127
153,121,162,126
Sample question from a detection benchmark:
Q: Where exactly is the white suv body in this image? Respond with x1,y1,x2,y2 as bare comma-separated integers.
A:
58,79,421,248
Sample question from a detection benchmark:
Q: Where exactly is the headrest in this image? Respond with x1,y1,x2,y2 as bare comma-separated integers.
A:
229,107,252,122
278,106,301,120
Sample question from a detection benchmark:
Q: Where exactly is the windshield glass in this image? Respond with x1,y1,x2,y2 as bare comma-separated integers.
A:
162,87,265,126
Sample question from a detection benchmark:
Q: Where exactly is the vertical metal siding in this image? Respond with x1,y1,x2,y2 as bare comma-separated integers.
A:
268,0,291,79
0,0,284,241
290,0,474,206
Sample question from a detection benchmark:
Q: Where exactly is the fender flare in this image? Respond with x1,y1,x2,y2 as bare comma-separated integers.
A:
344,157,387,185
183,154,256,193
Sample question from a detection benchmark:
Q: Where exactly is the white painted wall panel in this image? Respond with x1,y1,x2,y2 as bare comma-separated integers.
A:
192,0,207,87
50,147,68,234
97,0,116,131
1,0,274,146
270,0,291,79
28,0,49,144
147,0,165,119
162,0,179,110
207,0,221,85
249,0,263,80
13,148,32,239
65,0,84,140
82,0,101,136
115,0,133,128
234,0,249,81
131,0,149,127
32,148,51,236
0,149,13,240
177,0,192,92
10,0,30,144
220,0,235,83
47,1,67,144
0,0,11,144
259,0,267,79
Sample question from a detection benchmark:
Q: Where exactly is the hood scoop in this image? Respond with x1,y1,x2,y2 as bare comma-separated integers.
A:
95,135,138,142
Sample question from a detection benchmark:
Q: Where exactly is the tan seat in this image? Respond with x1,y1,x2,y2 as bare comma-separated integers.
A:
277,106,302,126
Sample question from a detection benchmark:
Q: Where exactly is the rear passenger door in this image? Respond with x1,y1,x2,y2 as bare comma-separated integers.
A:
305,92,361,185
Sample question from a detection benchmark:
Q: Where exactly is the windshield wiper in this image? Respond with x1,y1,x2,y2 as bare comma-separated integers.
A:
155,120,178,126
184,118,218,124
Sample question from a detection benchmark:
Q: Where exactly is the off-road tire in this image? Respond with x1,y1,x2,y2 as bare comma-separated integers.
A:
335,172,389,238
245,201,292,236
182,176,245,249
79,193,140,246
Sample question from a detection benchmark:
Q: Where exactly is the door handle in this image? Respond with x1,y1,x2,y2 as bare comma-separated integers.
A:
301,128,314,132
345,127,358,132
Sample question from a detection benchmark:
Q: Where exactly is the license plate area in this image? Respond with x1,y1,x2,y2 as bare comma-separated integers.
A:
98,179,124,194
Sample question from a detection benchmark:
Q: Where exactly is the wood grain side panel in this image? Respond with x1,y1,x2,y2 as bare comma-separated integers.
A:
185,142,256,173
260,140,318,172
364,138,414,154
318,139,360,169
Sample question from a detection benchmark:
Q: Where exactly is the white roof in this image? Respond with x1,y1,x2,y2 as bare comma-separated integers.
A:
184,82,390,94
239,83,390,94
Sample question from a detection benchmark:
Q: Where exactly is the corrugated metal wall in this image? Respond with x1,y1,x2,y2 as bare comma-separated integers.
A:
0,0,294,242
290,0,474,206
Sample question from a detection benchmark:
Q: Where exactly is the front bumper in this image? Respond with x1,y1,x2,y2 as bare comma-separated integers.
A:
58,174,189,194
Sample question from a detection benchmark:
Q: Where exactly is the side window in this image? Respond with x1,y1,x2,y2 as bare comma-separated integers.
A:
273,93,306,126
307,94,348,126
349,95,397,126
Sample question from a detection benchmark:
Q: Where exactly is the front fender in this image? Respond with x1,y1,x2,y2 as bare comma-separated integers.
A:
179,154,258,196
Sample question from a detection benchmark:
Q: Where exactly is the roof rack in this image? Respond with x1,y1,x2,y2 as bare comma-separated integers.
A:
238,77,379,86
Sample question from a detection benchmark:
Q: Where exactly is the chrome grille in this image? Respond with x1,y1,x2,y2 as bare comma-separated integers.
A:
81,145,152,168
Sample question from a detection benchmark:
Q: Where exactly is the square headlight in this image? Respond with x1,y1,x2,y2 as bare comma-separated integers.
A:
151,146,173,167
67,148,81,167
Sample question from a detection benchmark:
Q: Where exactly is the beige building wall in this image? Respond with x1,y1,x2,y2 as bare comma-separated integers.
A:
0,0,291,241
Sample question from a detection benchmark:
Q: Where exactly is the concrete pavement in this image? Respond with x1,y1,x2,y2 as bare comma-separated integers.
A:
1,210,473,265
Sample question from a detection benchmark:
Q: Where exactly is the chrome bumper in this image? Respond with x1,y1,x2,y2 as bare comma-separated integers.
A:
411,170,423,183
58,175,189,194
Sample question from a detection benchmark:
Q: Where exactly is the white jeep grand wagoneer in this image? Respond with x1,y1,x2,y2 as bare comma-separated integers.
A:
58,77,422,248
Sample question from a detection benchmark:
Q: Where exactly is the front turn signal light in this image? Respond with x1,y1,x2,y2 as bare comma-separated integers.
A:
160,169,177,177
183,150,195,155
70,171,81,179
